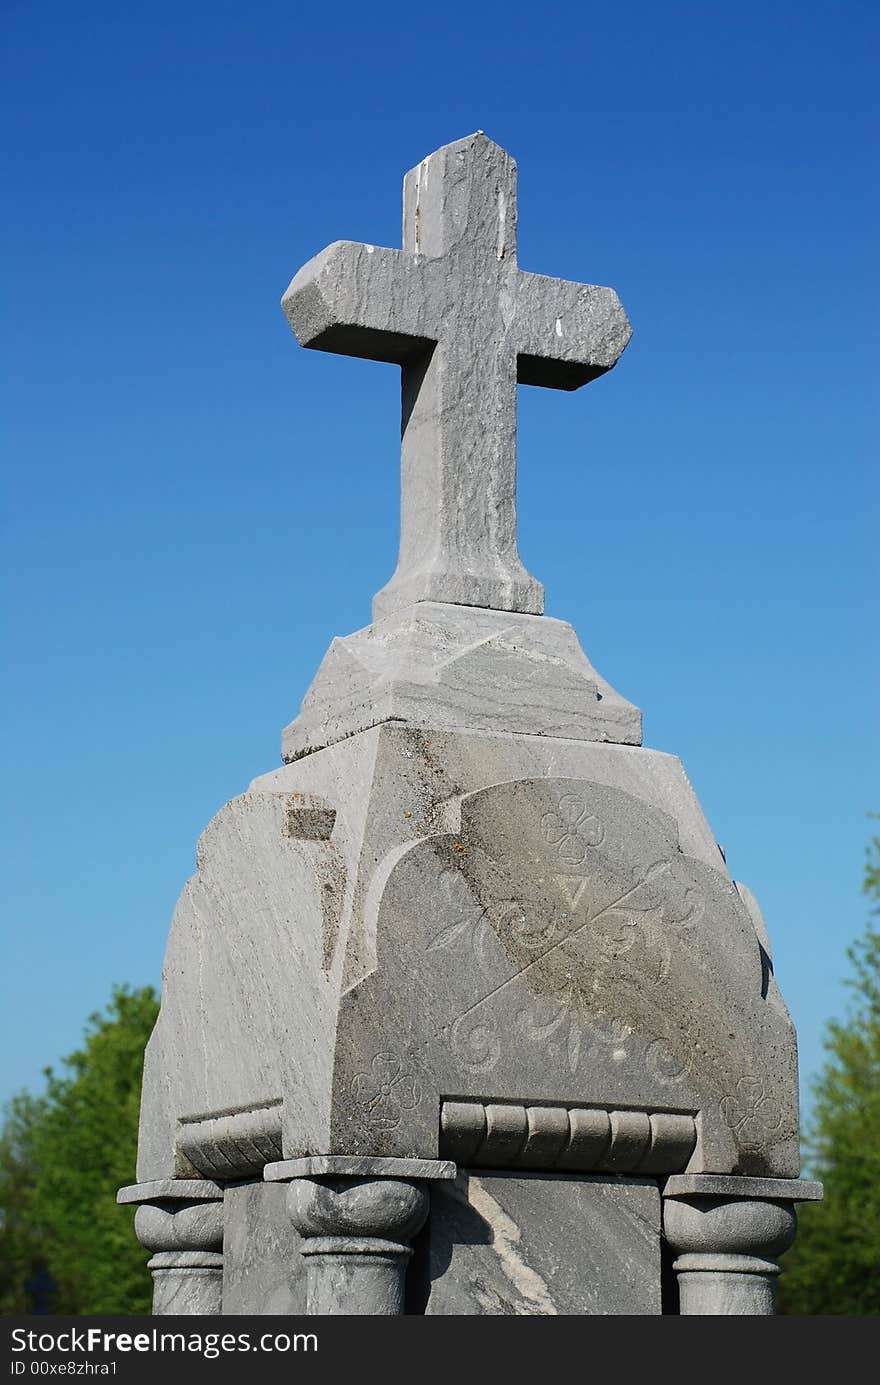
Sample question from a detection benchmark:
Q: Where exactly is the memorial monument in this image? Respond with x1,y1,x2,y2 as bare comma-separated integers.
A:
119,132,821,1315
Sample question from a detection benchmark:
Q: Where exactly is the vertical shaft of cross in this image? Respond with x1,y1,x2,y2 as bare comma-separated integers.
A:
374,136,543,618
393,336,525,612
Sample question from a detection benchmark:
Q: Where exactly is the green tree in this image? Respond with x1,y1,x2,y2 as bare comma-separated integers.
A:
779,825,880,1314
0,1089,47,1312
0,985,159,1314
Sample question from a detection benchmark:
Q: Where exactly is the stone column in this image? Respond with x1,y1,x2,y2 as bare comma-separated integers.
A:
663,1175,822,1315
118,1180,224,1315
264,1156,456,1315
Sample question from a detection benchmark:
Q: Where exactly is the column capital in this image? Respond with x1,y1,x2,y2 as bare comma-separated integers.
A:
133,1200,223,1256
286,1175,429,1247
663,1195,797,1261
118,1180,224,1315
662,1176,821,1315
266,1159,454,1316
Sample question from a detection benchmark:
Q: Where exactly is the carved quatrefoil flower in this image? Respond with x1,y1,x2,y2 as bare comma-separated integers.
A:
541,795,605,866
350,1053,421,1130
719,1076,782,1149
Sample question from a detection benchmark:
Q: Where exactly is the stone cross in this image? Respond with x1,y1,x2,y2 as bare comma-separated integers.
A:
282,132,632,619
123,133,820,1320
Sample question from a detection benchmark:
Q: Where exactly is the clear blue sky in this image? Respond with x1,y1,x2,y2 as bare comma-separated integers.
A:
2,1,876,1124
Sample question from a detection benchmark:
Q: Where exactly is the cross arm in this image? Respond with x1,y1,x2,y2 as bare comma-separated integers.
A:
281,241,434,365
515,270,633,391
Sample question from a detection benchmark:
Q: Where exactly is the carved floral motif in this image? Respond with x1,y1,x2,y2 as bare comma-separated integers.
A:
540,795,605,865
350,1054,421,1130
719,1077,783,1149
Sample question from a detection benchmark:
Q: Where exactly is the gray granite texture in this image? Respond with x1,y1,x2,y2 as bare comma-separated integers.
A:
142,1256,224,1317
440,1101,697,1174
418,1173,660,1315
281,603,640,762
117,1180,222,1204
221,1183,306,1314
265,1157,455,1181
130,1197,224,1316
136,722,798,1186
282,133,631,620
287,1176,430,1315
663,1191,798,1316
664,1174,822,1201
328,773,797,1174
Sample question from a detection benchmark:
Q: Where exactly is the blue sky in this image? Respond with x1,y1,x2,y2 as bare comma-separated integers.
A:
1,1,876,1124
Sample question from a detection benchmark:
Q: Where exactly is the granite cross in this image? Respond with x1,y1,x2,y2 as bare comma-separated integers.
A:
282,132,632,619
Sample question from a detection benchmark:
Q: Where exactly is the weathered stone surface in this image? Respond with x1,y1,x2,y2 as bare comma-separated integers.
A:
282,133,631,619
222,1183,305,1315
282,602,640,761
440,1100,696,1174
178,1103,283,1178
137,725,797,1187
129,1194,224,1317
117,1180,223,1204
329,775,797,1175
264,1156,455,1181
141,1254,224,1316
287,1176,430,1315
418,1173,660,1315
663,1191,798,1316
133,1200,224,1254
664,1174,822,1201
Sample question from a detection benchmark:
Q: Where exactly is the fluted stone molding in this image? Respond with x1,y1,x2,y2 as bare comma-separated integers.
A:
118,1180,224,1316
663,1175,822,1316
441,1100,696,1173
266,1156,455,1316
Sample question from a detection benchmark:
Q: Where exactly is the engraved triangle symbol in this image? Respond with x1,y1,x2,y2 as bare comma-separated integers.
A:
554,876,589,911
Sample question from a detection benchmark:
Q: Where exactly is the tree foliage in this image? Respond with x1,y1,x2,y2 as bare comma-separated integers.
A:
778,824,880,1314
0,986,159,1315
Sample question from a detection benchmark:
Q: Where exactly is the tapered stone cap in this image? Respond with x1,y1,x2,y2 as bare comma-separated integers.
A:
281,602,641,762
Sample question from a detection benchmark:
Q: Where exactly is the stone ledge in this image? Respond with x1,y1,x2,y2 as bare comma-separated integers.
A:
663,1174,823,1201
263,1156,457,1182
117,1180,224,1205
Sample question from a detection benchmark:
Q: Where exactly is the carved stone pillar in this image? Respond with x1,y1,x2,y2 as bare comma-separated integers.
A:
118,1180,224,1315
663,1175,822,1315
264,1156,455,1315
